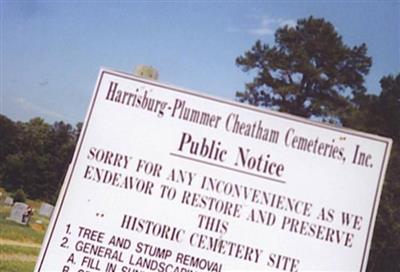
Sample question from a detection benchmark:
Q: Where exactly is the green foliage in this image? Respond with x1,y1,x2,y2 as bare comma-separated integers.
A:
0,115,18,182
342,74,400,271
13,189,26,203
0,115,79,203
0,115,18,162
236,16,372,119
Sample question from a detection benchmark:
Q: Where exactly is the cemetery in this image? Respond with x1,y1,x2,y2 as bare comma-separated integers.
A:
0,188,50,272
1,3,398,271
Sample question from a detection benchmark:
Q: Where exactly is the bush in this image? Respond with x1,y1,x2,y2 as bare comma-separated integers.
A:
13,188,26,203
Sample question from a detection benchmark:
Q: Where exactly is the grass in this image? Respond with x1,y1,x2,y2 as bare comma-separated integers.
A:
0,245,40,255
0,260,37,272
0,206,46,244
0,188,51,272
0,242,39,272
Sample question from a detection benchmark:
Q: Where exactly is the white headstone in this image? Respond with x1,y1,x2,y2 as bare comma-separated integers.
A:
4,196,13,206
7,202,29,225
39,203,54,218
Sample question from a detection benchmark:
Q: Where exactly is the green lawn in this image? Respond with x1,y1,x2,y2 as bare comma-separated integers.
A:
0,189,51,272
0,244,40,255
0,214,45,244
0,260,37,272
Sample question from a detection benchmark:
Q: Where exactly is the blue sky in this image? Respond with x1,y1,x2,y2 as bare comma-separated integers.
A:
1,1,399,124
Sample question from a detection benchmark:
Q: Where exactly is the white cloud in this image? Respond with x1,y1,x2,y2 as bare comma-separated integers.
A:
14,97,65,120
279,19,296,28
247,16,276,36
229,15,297,37
248,27,274,36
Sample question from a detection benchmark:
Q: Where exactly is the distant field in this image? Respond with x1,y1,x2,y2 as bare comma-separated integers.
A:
0,188,50,272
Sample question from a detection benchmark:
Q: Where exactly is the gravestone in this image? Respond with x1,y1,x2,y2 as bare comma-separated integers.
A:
7,202,29,225
39,202,54,218
4,196,13,206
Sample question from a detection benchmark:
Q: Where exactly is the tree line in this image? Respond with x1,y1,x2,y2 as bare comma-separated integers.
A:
0,16,398,271
0,117,81,204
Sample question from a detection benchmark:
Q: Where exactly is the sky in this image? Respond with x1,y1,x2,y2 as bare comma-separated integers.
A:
1,1,399,125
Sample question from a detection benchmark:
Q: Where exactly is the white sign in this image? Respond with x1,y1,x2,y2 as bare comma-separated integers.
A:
35,69,392,272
